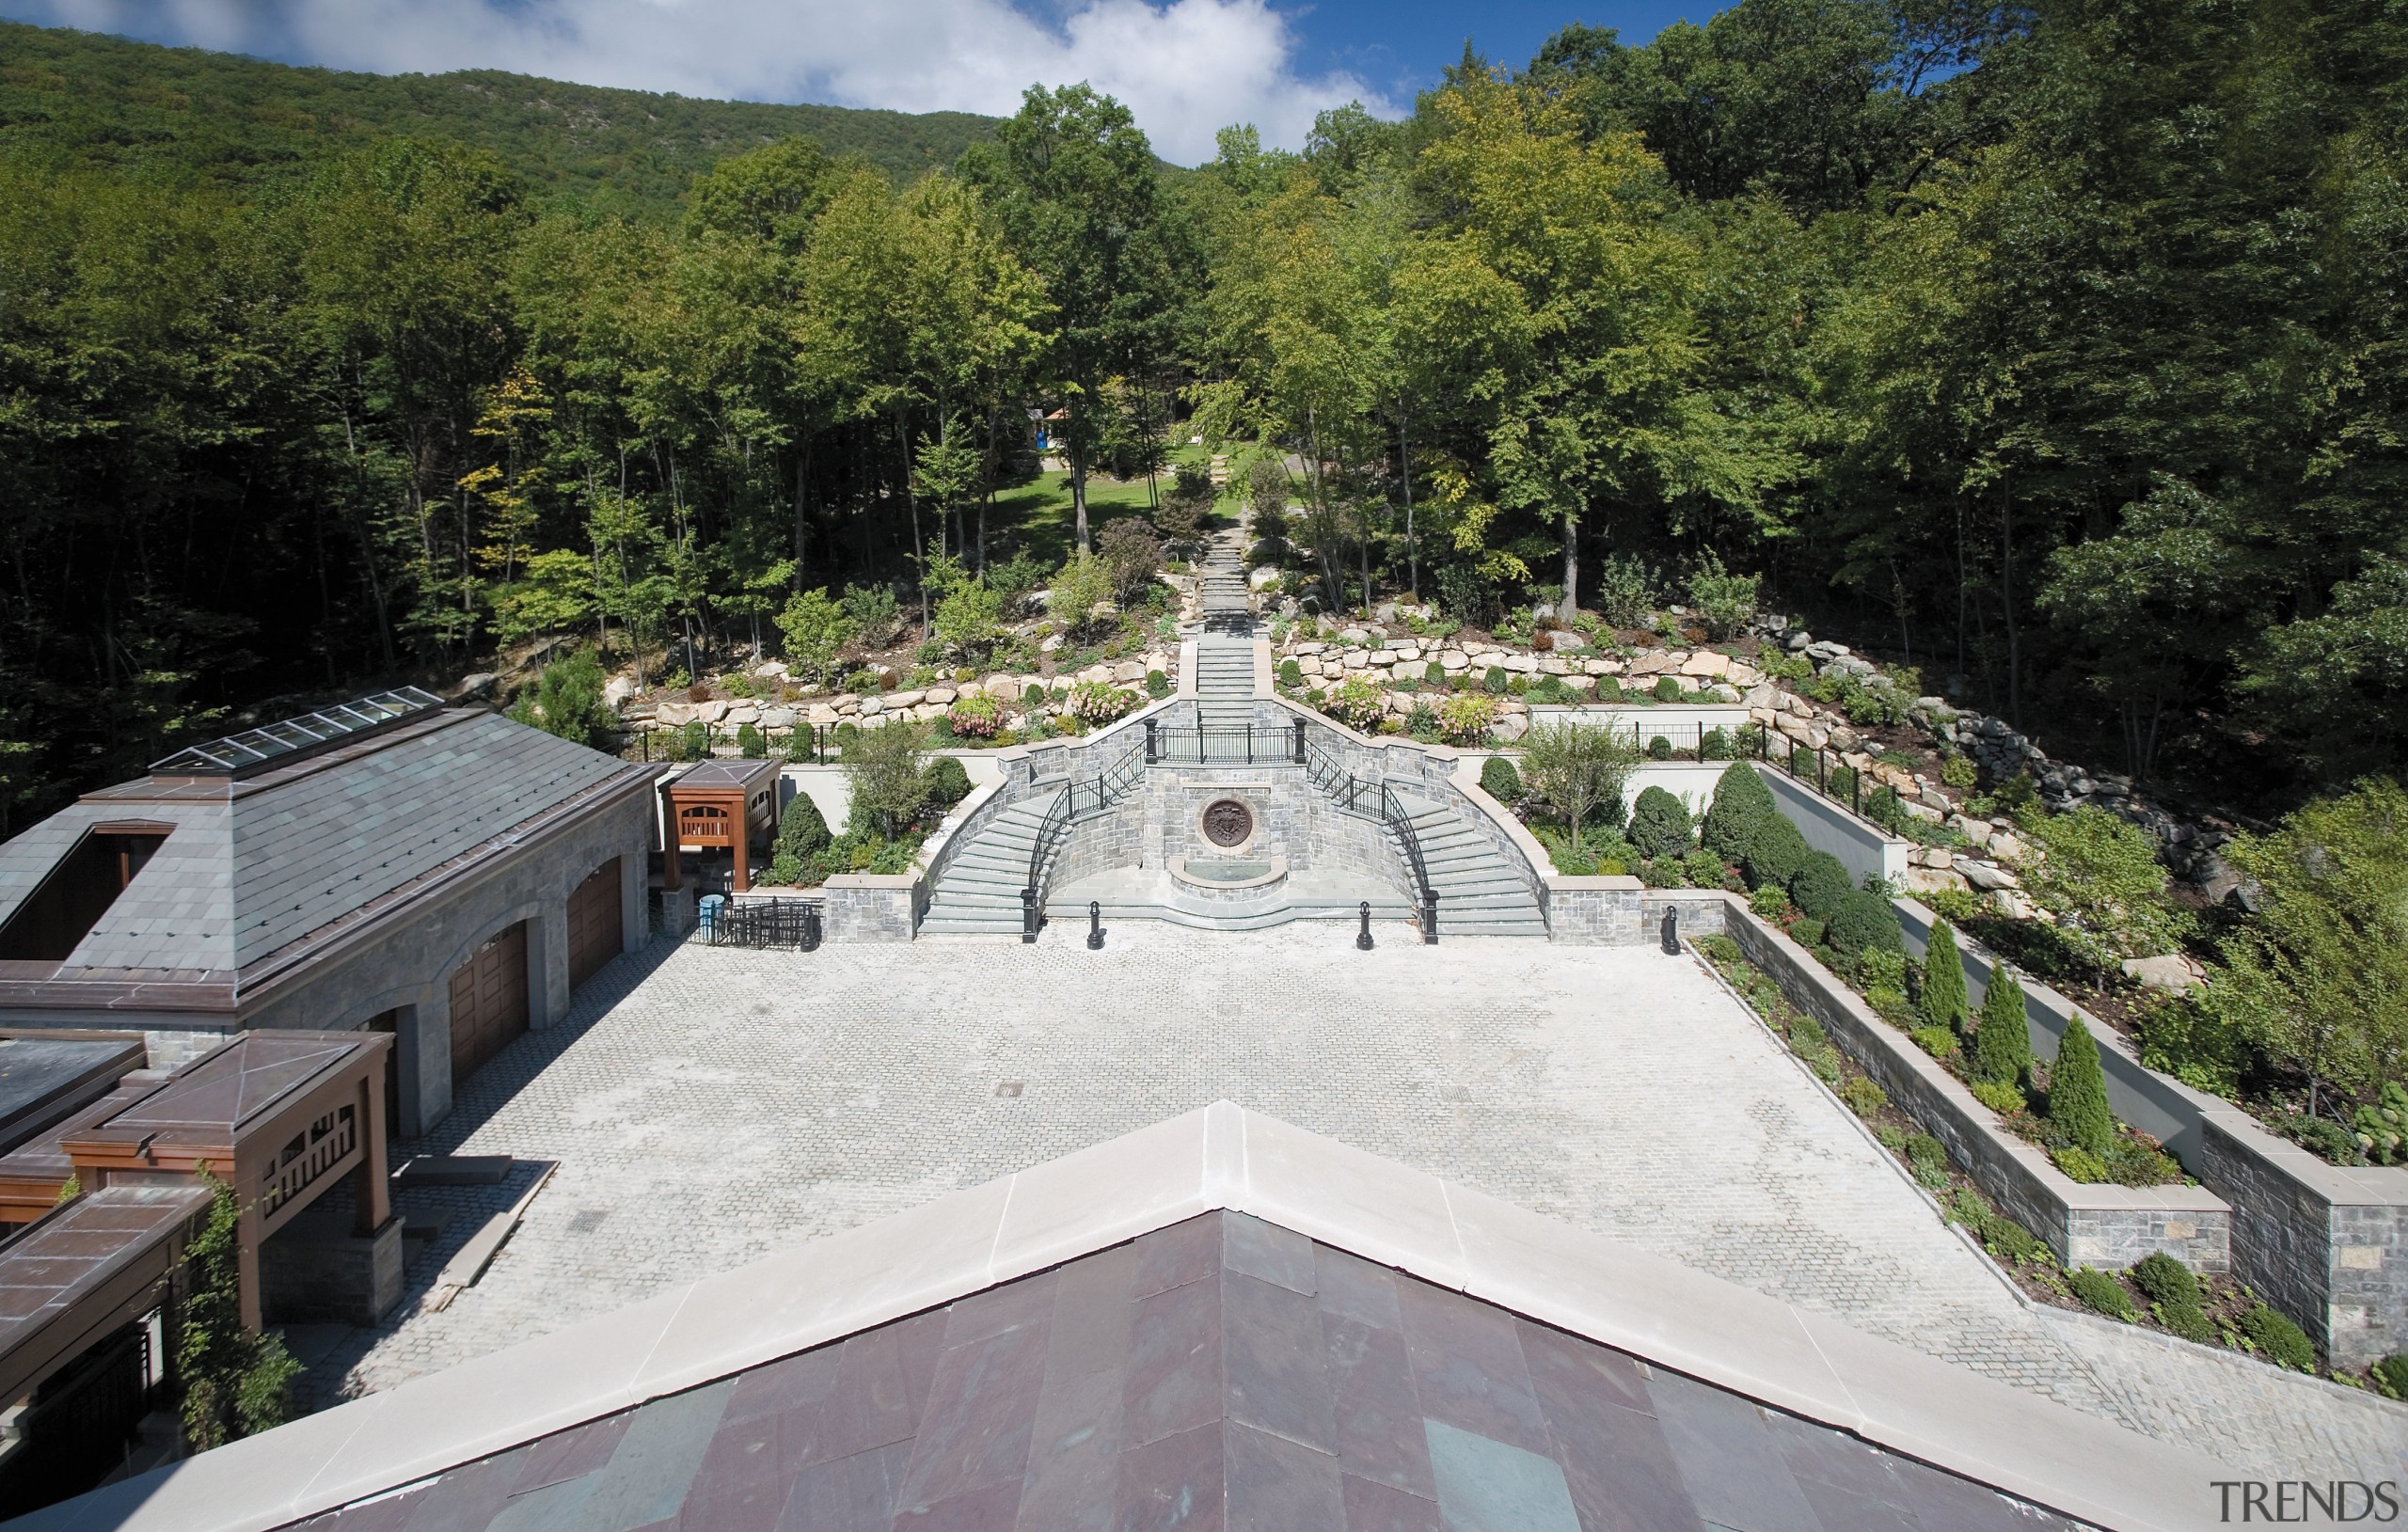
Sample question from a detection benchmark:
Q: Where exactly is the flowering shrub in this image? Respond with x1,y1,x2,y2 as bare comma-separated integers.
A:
946,693,1003,738
1067,680,1139,723
1438,691,1497,746
1321,678,1386,732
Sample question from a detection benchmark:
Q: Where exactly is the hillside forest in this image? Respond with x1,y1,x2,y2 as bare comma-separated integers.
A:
0,0,2401,830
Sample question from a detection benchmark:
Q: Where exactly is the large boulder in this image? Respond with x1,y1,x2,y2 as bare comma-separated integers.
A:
602,675,637,711
1680,650,1734,678
2121,954,2206,995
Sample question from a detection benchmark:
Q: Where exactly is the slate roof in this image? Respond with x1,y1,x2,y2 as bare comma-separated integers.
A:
281,1212,2074,1532
0,710,648,987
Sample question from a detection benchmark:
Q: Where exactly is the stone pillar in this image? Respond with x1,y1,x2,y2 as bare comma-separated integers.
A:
401,995,452,1135
619,844,647,956
532,899,571,1028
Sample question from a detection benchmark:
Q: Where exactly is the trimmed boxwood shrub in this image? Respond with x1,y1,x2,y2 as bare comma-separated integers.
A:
1594,676,1624,702
1826,888,1904,957
2239,1303,2315,1371
1646,734,1674,760
1277,658,1304,687
1480,755,1524,802
1629,786,1693,859
923,754,973,810
1789,851,1852,919
2131,1252,2216,1343
1743,813,1809,892
2068,1267,2137,1321
1702,762,1774,862
1652,675,1682,702
2048,1016,2115,1157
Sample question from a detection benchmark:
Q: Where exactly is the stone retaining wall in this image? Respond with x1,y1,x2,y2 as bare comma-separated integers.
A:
1721,899,2232,1273
1893,898,2408,1367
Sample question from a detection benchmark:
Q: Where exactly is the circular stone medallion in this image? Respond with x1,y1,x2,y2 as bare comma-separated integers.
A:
1201,798,1254,848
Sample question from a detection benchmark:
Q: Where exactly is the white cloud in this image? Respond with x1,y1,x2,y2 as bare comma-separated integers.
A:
15,0,1389,163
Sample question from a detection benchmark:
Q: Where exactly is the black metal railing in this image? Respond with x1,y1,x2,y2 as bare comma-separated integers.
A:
625,721,846,764
1147,717,1307,766
1022,750,1145,941
703,896,823,949
1541,712,1902,829
1304,741,1439,943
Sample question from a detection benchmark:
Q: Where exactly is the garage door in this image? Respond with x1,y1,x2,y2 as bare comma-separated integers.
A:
566,858,622,991
448,923,528,1083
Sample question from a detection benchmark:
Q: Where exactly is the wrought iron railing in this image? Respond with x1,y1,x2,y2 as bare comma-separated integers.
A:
1304,741,1439,943
1147,717,1307,766
703,896,824,949
1022,749,1145,941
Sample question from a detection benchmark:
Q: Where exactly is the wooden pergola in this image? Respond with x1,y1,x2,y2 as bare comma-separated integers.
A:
659,759,782,894
59,1032,390,1331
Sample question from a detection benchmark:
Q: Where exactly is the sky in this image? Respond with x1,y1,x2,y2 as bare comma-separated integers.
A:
0,0,1703,166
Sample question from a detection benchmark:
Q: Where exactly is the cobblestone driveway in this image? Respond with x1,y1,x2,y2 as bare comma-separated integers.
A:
309,923,2405,1485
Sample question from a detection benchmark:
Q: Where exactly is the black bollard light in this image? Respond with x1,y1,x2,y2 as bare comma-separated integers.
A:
1086,900,1106,950
1660,907,1680,954
1356,901,1375,951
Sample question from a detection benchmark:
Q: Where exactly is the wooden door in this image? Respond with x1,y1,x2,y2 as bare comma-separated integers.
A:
447,923,528,1083
566,858,621,990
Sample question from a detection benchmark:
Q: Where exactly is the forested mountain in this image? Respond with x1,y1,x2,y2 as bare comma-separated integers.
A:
0,0,2400,834
0,22,998,210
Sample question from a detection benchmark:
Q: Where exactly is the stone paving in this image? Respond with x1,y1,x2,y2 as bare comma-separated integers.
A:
299,924,2407,1487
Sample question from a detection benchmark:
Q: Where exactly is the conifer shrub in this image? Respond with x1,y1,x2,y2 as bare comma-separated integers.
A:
1483,665,1510,693
1826,888,1904,957
1702,762,1774,862
1629,786,1694,859
1743,813,1810,892
1789,851,1852,919
1652,675,1682,702
764,789,832,886
2372,1353,2408,1400
1921,921,1969,1033
737,722,767,758
1910,1026,1961,1061
2048,1016,2115,1157
2068,1267,2138,1321
1971,969,2034,1088
1147,669,1171,698
1479,755,1524,802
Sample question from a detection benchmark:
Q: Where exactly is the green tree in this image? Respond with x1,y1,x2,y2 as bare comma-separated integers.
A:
1970,965,2030,1087
178,1175,301,1450
1923,921,1969,1033
2047,1015,2114,1157
2018,807,2191,977
776,589,855,687
844,721,930,838
507,651,613,750
1518,721,1641,845
1048,550,1117,640
1629,785,1695,859
2206,780,2408,1116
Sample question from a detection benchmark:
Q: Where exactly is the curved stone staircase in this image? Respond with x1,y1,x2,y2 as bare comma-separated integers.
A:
1390,788,1549,937
916,786,1064,935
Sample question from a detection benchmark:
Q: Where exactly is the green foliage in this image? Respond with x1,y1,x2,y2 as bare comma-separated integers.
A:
844,721,929,838
1645,734,1674,760
506,651,613,750
1971,970,2034,1089
923,753,973,810
777,590,857,686
1789,852,1852,919
1095,518,1165,604
1518,721,1642,840
933,578,1004,659
763,790,832,885
1700,726,1733,760
2129,1253,2215,1343
1904,1132,1948,1189
2047,1017,2115,1158
1146,669,1170,698
1440,692,1500,746
1921,922,1969,1033
179,1175,300,1450
2372,1353,2408,1401
1749,882,1794,921
1971,1080,2028,1115
1651,675,1682,703
1590,555,1654,627
2068,1268,2138,1321
1909,1026,1960,1061
2051,1145,2112,1182
1785,1015,1840,1083
1628,786,1694,859
737,723,766,758
2205,780,2408,1113
1683,849,1727,888
1701,762,1774,864
1940,752,1978,791
2356,1082,2408,1165
1483,665,1511,694
1947,1191,2052,1268
2240,1303,2316,1371
1047,552,1117,638
2019,806,2192,974
1685,552,1760,640
672,721,710,762
1826,889,1903,957
947,692,1003,739
1321,678,1386,732
1838,1074,1888,1118
841,586,902,651
1480,754,1525,802
1744,812,1810,892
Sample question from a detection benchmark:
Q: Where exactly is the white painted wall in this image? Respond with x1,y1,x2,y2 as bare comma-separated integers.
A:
778,750,1007,835
1528,703,1755,737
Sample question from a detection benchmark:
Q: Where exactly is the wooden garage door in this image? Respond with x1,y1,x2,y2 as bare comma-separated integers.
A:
566,858,622,991
448,923,528,1083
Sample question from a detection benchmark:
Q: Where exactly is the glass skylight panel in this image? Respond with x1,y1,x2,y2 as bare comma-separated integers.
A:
150,687,444,774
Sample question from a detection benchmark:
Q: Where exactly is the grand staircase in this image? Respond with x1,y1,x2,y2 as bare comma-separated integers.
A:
1194,637,1257,729
916,787,1063,935
1389,789,1549,937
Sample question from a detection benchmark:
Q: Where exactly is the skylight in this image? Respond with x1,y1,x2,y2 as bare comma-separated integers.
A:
150,687,445,776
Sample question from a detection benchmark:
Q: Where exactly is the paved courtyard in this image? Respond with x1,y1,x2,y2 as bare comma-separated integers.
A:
302,923,2405,1485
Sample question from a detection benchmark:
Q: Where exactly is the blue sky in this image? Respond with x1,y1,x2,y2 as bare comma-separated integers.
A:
1272,0,1689,102
1,0,1712,164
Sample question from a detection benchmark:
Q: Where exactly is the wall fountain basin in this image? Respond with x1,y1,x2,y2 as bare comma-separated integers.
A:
1168,855,1289,899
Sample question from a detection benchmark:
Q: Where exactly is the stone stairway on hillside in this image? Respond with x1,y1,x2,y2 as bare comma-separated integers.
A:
1388,788,1548,937
917,787,1063,935
1194,636,1258,729
1196,534,1253,635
